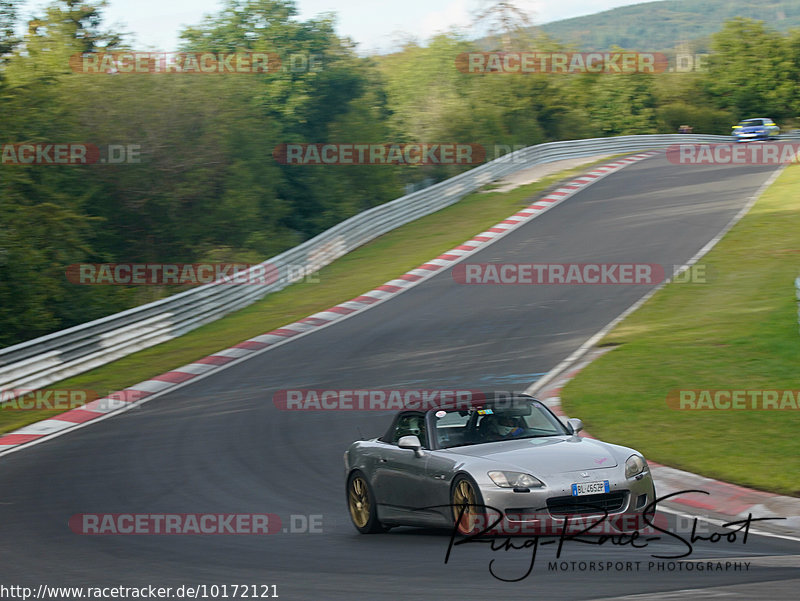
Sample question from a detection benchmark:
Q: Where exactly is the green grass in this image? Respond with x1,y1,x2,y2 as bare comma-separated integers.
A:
0,155,625,434
562,165,800,496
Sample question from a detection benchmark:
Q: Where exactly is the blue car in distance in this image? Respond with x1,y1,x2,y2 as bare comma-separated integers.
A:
732,118,780,142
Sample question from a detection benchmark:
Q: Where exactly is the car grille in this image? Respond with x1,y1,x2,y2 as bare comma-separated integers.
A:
546,491,628,516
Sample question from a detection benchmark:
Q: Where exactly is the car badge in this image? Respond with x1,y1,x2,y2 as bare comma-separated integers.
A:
594,457,608,465
580,472,590,478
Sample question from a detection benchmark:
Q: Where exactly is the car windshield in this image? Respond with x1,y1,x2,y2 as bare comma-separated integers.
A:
739,120,764,127
432,399,570,449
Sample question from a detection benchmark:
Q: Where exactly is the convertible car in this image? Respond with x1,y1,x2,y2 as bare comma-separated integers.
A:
344,393,656,535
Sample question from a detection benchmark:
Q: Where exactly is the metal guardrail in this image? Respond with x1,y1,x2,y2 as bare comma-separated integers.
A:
0,134,731,392
796,278,800,334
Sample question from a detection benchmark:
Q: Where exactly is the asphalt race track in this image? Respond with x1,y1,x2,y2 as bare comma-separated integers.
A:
1,152,798,600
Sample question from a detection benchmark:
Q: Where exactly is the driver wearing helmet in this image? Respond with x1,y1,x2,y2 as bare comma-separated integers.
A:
482,413,525,440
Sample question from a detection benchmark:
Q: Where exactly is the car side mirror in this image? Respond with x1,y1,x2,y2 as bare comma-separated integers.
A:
398,435,424,457
567,418,583,435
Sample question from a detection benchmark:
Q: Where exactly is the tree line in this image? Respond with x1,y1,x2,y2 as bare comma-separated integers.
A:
1,0,798,347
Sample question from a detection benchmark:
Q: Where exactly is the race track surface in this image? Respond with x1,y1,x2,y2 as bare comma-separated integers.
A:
1,152,797,600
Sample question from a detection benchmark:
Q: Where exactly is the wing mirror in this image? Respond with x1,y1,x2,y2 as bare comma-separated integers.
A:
398,435,424,457
567,418,583,435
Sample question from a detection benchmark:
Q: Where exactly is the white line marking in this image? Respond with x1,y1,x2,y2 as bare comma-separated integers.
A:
657,506,800,543
527,163,787,397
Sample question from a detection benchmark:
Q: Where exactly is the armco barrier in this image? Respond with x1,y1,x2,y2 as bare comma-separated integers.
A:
0,134,730,393
797,277,800,334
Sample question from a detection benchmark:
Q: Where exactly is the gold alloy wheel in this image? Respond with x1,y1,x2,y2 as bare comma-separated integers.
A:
452,478,478,534
348,475,371,528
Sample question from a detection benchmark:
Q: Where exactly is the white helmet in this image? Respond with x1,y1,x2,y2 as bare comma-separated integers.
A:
494,414,520,436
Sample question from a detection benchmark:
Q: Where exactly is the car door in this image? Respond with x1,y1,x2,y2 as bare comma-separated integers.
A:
373,413,431,513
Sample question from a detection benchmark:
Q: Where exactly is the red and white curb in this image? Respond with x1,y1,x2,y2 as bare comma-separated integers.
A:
0,152,658,457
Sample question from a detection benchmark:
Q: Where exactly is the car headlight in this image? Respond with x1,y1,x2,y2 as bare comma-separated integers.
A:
488,471,544,488
625,454,647,479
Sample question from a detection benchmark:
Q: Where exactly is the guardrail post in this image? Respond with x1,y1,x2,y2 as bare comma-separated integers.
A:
796,277,800,335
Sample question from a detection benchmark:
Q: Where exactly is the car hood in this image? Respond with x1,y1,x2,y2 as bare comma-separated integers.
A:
444,436,620,475
737,126,767,132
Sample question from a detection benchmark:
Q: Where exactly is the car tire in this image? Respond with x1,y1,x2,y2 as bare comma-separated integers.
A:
451,474,486,536
347,471,385,534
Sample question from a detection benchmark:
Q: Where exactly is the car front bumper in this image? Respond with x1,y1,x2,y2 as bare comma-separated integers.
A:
734,132,770,141
473,469,656,535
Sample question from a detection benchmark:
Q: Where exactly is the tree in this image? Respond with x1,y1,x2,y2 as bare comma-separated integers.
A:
180,0,402,236
703,18,796,120
0,0,18,58
472,1,535,51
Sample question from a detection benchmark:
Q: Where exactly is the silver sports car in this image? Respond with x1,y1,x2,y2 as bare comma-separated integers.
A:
344,393,655,535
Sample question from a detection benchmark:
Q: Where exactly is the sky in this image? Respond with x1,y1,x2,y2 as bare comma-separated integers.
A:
20,0,650,55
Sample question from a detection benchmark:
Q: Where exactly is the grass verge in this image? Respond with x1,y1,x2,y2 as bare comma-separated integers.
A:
562,164,800,496
1,154,625,434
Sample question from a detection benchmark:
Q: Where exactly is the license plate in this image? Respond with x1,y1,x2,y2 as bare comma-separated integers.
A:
571,480,610,496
